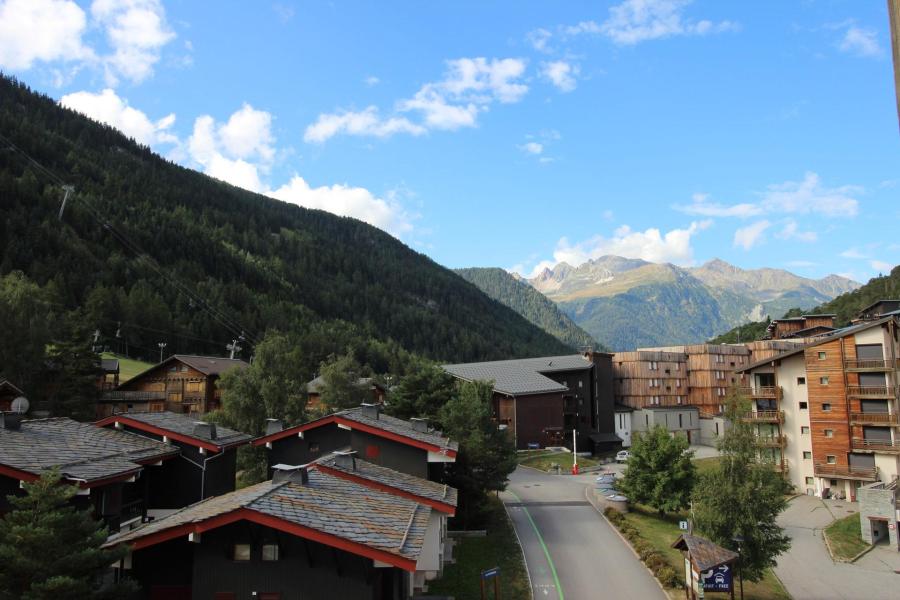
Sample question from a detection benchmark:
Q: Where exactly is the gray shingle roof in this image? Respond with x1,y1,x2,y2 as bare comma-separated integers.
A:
107,469,431,563
0,417,178,483
101,358,119,372
172,355,249,376
316,451,458,509
112,411,252,448
443,354,592,396
339,407,458,452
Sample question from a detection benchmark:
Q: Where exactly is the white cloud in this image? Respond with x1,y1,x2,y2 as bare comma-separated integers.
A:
364,75,380,86
568,0,739,45
59,88,176,145
308,57,528,142
871,260,893,273
91,0,176,85
839,26,881,58
0,0,92,70
760,172,859,217
526,220,711,276
840,247,868,259
527,28,553,53
785,260,817,268
218,103,276,161
541,60,579,92
269,176,413,237
675,192,762,218
304,107,426,143
733,220,771,250
519,142,543,155
775,220,817,243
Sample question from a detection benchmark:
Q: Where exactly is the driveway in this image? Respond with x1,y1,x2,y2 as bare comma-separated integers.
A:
502,466,665,600
774,495,900,600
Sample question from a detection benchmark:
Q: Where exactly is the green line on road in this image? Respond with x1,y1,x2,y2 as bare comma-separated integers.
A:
508,491,565,600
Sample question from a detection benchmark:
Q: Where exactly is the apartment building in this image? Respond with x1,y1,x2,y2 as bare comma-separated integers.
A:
738,313,900,500
766,314,837,340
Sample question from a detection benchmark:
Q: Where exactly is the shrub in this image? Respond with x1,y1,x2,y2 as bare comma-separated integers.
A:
657,565,682,588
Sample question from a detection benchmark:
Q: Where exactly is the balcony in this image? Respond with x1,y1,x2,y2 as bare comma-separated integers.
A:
101,390,166,402
742,410,784,423
739,386,780,399
844,358,900,372
756,434,786,447
846,386,896,399
851,438,900,453
814,463,878,481
850,412,900,426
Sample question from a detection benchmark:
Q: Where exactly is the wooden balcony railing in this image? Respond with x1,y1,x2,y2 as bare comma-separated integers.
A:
846,386,896,398
814,463,878,481
742,410,784,423
851,438,900,453
739,386,780,399
756,434,786,447
102,390,166,401
850,412,900,426
844,358,900,371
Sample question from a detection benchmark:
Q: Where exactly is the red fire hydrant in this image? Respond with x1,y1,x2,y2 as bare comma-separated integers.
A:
571,463,579,475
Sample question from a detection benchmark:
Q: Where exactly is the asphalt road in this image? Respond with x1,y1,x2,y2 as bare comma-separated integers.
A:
501,466,666,600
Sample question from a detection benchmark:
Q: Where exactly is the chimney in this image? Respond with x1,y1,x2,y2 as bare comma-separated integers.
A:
0,412,22,431
272,464,309,485
410,417,428,433
333,450,357,470
192,421,217,440
265,418,283,435
360,403,380,420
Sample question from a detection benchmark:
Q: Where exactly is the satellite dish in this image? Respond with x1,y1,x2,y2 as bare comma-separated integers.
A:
11,396,29,415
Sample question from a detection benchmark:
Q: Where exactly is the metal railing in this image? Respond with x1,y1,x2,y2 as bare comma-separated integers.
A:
742,410,784,423
849,412,900,426
739,386,780,399
814,463,877,480
851,438,900,452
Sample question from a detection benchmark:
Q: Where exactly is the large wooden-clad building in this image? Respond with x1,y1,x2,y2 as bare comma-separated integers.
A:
98,355,248,417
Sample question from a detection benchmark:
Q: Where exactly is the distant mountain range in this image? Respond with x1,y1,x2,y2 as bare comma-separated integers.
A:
471,256,860,351
454,268,601,351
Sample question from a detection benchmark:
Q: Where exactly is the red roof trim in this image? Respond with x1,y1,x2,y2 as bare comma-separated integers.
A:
0,462,149,488
312,463,455,516
0,463,39,483
123,507,418,571
95,416,223,453
251,414,457,458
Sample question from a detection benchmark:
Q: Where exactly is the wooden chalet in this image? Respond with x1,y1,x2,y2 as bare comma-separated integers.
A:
306,375,387,412
98,355,248,418
253,404,457,482
0,413,179,532
96,411,253,509
0,379,24,412
105,465,431,600
766,314,836,340
98,358,120,391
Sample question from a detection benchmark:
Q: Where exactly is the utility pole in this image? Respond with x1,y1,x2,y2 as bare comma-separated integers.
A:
572,427,578,474
227,339,242,359
158,342,167,363
889,0,900,132
92,329,101,352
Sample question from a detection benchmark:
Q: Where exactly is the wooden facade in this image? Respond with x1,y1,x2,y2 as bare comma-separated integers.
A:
767,314,836,340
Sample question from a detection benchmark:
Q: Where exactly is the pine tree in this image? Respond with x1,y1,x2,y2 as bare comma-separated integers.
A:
317,352,370,412
386,358,456,420
45,310,101,420
0,469,136,599
618,424,695,514
692,392,792,582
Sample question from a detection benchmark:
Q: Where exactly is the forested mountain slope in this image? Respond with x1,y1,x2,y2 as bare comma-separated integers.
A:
455,267,600,351
0,76,571,368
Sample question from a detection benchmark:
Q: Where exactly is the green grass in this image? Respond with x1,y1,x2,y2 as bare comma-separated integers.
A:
824,512,869,561
428,496,531,600
620,505,791,600
517,450,600,472
693,456,722,476
101,352,152,383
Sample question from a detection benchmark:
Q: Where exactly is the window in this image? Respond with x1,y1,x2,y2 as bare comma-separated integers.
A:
578,380,583,388
716,354,724,363
679,414,683,428
676,380,681,388
799,402,808,410
826,455,836,464
181,365,189,372
805,477,814,485
365,444,380,459
262,544,280,561
824,429,834,438
308,442,320,454
803,451,812,459
819,377,829,385
797,377,806,385
674,363,680,371
822,403,831,412
233,544,251,561
830,479,838,487
650,361,658,370
801,426,810,434
717,387,726,397
818,352,826,360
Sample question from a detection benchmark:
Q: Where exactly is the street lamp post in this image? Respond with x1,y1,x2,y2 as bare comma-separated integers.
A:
731,534,745,600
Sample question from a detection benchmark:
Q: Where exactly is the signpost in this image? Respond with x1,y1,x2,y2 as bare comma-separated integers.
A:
701,564,733,593
481,566,500,600
673,533,739,600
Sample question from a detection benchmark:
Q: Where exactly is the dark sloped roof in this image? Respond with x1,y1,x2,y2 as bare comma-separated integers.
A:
172,355,249,376
442,355,593,396
316,451,458,509
105,411,252,448
0,417,178,483
0,379,24,395
101,358,120,372
107,469,431,566
672,534,738,572
339,407,458,452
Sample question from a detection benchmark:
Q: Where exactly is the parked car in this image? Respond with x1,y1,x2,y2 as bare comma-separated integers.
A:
615,450,630,463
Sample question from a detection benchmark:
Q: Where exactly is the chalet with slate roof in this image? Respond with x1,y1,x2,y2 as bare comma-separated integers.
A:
98,358,120,391
105,466,430,599
253,404,457,482
98,355,249,418
443,352,618,453
306,375,387,412
95,411,252,511
0,415,178,532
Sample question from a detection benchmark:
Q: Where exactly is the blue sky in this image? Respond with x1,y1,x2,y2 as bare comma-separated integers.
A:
2,0,897,283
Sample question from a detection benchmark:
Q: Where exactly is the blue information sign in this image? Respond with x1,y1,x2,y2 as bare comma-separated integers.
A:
482,567,500,579
701,564,733,592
